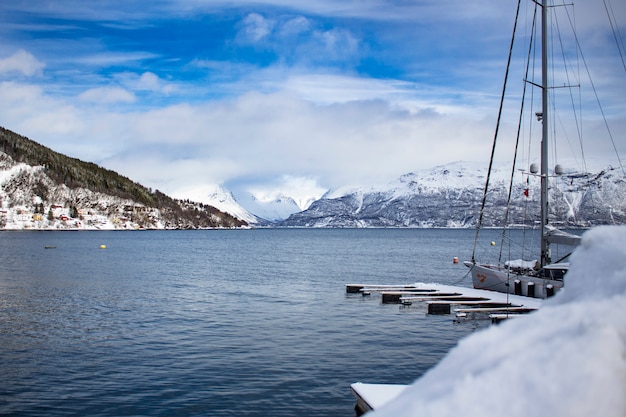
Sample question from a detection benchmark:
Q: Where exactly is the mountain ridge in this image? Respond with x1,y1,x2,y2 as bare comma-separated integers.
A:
277,161,626,228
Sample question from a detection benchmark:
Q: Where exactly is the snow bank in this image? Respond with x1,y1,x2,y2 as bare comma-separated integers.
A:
371,226,626,417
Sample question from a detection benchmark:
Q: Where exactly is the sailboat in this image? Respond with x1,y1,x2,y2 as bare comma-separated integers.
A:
464,0,598,299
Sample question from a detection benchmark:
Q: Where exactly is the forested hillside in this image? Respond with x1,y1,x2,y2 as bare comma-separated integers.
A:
0,126,246,229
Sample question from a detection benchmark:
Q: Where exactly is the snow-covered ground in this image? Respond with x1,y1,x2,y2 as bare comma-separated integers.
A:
369,225,626,417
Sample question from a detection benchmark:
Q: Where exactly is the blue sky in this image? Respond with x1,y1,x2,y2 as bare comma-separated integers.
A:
1,0,624,210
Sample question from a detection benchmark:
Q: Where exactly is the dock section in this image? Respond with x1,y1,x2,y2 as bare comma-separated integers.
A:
347,282,543,414
346,282,542,320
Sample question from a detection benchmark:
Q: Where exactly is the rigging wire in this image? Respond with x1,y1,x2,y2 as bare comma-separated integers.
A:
519,0,539,261
523,4,540,259
552,3,587,173
471,0,523,263
603,0,626,71
498,4,539,265
562,5,626,177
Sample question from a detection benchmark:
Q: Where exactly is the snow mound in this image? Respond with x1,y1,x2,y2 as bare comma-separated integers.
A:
556,226,626,303
371,226,626,417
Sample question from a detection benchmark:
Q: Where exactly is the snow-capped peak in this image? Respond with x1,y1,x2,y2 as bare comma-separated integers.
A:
204,185,259,224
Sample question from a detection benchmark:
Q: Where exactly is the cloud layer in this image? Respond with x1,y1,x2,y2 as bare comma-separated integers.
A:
0,1,624,209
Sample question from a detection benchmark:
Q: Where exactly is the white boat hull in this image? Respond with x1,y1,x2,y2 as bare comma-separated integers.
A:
465,262,564,299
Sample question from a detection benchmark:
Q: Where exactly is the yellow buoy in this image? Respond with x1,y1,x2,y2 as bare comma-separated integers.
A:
100,245,107,249
491,241,496,246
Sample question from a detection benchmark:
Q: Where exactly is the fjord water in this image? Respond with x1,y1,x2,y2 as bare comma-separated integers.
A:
1,228,522,416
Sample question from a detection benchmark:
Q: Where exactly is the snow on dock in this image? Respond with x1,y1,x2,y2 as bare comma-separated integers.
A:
350,382,408,416
346,282,541,317
345,282,540,414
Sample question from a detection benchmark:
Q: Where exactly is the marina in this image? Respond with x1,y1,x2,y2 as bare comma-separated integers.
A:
342,0,625,413
346,227,626,417
346,282,543,414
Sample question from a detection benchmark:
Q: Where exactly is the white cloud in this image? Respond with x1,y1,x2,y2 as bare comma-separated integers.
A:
0,81,44,105
238,13,275,43
0,72,534,198
103,154,244,199
249,175,327,210
0,81,84,136
233,13,362,66
3,72,490,200
114,71,178,95
279,16,312,37
0,50,45,77
74,51,159,67
277,73,416,104
312,28,359,61
137,72,161,90
78,86,136,103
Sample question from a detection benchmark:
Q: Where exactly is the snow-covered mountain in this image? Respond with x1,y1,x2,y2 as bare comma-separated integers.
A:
203,185,306,224
277,161,626,228
204,185,262,225
232,191,305,223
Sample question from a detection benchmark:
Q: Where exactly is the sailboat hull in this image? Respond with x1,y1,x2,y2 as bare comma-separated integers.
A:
465,262,564,299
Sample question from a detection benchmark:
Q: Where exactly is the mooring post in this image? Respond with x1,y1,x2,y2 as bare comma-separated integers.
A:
428,303,451,315
346,285,364,294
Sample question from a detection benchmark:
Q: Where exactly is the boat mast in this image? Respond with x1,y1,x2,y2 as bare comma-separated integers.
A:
540,0,550,266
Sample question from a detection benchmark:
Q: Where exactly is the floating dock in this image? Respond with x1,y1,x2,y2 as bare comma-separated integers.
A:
346,282,542,319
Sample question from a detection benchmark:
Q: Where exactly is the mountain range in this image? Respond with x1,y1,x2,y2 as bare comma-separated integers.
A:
275,161,626,228
2,125,625,230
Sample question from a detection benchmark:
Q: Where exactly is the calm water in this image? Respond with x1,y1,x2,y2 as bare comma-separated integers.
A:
0,228,522,416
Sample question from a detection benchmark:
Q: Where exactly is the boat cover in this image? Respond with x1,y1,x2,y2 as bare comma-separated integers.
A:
544,226,581,247
505,259,538,269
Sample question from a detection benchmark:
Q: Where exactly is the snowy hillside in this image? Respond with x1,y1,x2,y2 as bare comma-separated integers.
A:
0,151,245,230
278,161,626,228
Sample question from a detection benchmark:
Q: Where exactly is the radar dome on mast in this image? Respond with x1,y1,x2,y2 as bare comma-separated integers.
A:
530,163,539,174
554,164,563,175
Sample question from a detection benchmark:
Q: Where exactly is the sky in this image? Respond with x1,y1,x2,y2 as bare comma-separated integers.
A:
369,225,626,416
0,0,625,211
